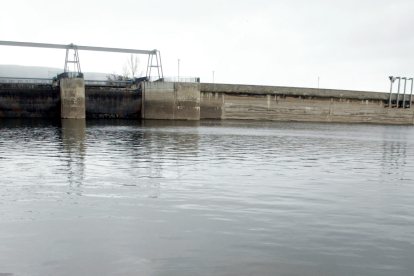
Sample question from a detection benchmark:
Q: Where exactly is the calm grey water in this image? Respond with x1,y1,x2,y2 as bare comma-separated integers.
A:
0,118,413,276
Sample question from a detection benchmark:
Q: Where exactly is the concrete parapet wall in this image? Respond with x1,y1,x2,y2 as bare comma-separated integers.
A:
200,83,414,124
86,87,141,118
0,83,60,118
142,82,200,120
201,83,394,100
60,78,85,119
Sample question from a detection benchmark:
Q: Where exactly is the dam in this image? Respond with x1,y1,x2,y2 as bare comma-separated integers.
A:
0,79,413,125
0,40,413,125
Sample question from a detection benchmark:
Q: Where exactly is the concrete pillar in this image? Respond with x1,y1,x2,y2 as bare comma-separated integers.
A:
60,78,85,119
142,82,200,120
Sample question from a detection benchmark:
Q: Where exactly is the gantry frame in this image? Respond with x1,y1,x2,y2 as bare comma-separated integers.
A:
0,40,163,80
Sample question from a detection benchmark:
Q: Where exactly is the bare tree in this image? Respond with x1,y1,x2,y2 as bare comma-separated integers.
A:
107,54,142,84
124,54,142,79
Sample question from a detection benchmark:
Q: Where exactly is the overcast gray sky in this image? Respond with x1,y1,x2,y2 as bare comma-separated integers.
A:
1,0,413,92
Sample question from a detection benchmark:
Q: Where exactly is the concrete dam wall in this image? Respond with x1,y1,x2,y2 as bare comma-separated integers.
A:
200,83,414,125
0,83,141,119
1,81,413,125
86,86,141,119
0,83,60,118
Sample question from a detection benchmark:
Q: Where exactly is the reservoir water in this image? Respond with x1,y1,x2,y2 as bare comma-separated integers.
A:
0,119,413,276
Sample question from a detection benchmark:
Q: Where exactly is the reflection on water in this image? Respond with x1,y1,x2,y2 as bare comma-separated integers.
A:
380,128,410,182
61,119,86,187
0,119,414,276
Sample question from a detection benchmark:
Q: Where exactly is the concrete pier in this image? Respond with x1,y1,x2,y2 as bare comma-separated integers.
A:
60,78,85,119
142,82,200,120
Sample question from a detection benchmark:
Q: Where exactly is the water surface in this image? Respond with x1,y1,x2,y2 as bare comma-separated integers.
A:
0,119,413,276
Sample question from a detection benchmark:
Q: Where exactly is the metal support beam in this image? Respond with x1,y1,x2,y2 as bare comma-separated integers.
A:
0,40,156,55
64,45,82,78
146,50,164,80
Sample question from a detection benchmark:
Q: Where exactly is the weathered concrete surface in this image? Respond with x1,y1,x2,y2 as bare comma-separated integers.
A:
200,83,414,124
142,82,200,120
86,87,141,118
0,83,141,119
201,83,393,100
0,83,60,118
60,78,85,119
142,82,175,120
200,92,223,119
175,83,200,120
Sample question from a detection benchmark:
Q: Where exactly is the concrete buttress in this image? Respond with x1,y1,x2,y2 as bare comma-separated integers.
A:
60,78,85,119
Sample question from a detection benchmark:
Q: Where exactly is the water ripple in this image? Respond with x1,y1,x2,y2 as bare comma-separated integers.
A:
0,119,414,275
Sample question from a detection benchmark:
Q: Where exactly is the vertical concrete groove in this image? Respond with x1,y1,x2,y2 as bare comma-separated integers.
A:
222,93,226,119
267,94,270,110
329,98,334,122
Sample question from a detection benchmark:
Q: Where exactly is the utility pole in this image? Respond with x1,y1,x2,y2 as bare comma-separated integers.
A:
213,71,214,83
178,59,180,82
318,77,320,89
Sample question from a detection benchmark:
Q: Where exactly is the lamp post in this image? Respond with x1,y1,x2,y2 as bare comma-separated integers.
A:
388,76,396,108
402,77,408,108
213,71,214,83
396,77,402,108
409,78,414,108
178,59,180,82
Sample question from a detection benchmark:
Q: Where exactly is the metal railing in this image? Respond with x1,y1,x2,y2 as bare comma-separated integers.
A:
57,72,83,79
84,80,133,86
0,76,201,86
0,77,53,84
0,77,131,86
148,76,200,83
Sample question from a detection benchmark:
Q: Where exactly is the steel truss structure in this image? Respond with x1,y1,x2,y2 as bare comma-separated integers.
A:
0,40,164,80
